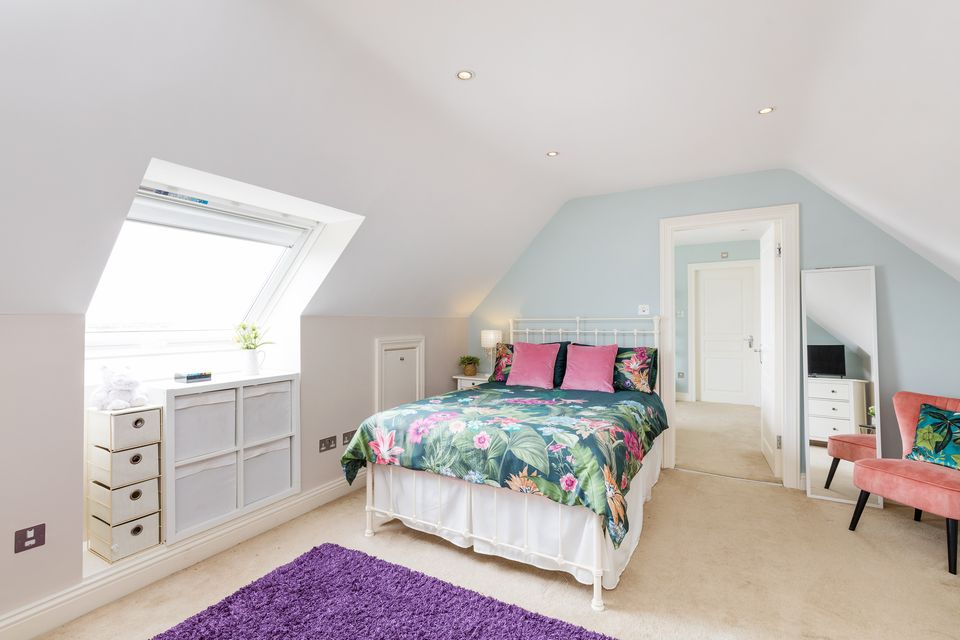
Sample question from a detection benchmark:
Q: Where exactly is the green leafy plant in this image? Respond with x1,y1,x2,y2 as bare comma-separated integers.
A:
234,323,273,350
867,405,876,418
458,355,481,367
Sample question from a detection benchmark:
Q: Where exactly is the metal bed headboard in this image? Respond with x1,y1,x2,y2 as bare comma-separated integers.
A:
509,316,661,391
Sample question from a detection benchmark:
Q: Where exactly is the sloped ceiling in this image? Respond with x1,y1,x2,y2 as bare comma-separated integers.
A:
2,1,958,316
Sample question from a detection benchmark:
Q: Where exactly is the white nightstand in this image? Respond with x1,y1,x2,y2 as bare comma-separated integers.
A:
453,374,489,390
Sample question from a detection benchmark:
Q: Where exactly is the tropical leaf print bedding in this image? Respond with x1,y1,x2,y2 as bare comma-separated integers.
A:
341,383,669,547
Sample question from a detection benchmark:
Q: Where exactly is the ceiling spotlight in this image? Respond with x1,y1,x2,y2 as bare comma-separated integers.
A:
546,151,559,157
456,70,474,80
758,106,775,115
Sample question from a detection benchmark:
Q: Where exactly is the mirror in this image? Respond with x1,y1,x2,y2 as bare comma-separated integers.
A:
802,266,881,505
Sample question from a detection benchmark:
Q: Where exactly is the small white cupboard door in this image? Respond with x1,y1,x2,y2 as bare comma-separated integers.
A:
697,264,760,405
381,347,419,409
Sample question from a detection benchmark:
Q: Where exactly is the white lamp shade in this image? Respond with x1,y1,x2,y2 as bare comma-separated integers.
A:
480,329,503,349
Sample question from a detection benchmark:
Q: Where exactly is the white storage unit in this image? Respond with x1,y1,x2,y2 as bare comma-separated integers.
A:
85,406,163,563
806,377,868,442
147,372,300,543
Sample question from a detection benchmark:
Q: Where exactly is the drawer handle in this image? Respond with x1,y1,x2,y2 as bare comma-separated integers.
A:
130,489,143,501
133,418,145,429
130,454,143,465
830,390,837,393
831,407,837,411
131,525,143,536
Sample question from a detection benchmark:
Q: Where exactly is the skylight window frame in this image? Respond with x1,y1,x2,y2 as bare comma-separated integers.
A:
85,187,323,360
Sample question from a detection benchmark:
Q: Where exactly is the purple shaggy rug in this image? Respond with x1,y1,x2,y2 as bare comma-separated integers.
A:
154,543,614,640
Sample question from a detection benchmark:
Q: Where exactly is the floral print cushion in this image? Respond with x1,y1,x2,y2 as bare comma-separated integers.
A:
488,343,514,382
906,403,960,469
341,384,669,548
612,347,658,393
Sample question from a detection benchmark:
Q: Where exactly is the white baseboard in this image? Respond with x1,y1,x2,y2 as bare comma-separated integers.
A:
676,392,690,402
0,473,364,640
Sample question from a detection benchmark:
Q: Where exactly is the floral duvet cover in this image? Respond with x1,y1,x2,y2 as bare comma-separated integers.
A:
341,383,668,547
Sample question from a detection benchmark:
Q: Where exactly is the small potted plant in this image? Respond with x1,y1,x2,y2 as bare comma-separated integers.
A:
234,323,273,376
459,355,480,377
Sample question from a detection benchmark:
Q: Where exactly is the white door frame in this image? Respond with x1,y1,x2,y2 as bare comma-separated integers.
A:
659,204,801,489
374,335,425,412
687,259,760,404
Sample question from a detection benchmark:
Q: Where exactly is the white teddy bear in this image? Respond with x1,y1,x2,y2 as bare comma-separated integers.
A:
91,366,148,411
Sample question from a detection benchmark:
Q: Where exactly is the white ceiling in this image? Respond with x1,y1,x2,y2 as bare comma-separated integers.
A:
2,1,958,316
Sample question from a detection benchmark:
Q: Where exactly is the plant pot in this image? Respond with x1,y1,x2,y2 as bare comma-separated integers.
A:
241,349,266,376
463,363,478,376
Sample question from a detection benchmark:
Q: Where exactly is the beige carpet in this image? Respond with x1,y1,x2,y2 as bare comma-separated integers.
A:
675,401,779,483
41,470,960,640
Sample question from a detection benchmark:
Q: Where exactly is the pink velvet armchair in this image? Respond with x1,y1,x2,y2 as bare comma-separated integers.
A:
849,391,960,574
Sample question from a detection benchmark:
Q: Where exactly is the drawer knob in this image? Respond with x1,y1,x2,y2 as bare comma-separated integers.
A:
130,489,143,501
831,407,837,411
131,525,143,536
830,390,836,393
133,418,145,429
130,454,143,465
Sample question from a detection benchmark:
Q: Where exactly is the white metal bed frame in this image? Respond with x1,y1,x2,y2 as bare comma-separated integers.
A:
363,316,661,611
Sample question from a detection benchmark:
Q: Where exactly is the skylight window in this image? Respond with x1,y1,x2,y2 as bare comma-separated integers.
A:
86,219,287,331
86,190,319,363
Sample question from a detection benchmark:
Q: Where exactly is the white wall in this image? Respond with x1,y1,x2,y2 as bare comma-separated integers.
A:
0,316,84,613
300,316,467,488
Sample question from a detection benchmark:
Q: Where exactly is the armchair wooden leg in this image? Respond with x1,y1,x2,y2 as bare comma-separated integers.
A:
948,519,957,575
849,490,870,531
914,508,923,522
824,457,841,490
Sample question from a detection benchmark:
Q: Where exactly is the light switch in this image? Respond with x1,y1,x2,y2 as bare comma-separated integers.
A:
638,304,650,315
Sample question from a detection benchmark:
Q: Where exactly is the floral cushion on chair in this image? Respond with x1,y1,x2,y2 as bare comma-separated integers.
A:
488,343,514,383
612,347,658,393
906,403,960,469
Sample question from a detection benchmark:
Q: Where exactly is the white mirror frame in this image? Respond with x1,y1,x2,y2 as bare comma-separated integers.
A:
802,265,882,506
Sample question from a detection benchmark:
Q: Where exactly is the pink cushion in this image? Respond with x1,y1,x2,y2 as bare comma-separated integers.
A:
827,434,877,462
506,342,560,389
560,344,618,393
853,458,960,520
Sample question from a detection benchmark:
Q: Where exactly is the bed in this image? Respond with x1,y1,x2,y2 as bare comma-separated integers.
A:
341,317,666,610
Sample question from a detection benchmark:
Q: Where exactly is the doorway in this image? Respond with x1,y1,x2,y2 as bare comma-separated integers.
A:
659,205,801,488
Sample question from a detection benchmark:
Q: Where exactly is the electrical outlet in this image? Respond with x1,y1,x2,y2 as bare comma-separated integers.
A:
677,371,685,379
342,430,357,446
720,251,729,259
638,304,650,315
677,309,685,318
318,436,337,453
14,523,45,553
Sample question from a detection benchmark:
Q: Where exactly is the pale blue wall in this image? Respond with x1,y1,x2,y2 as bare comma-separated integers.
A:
469,169,960,457
674,240,760,395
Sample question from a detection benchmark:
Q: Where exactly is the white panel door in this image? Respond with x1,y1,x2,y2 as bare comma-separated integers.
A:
759,228,781,477
697,264,760,405
381,347,419,409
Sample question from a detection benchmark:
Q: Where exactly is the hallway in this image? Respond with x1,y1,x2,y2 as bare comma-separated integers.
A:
675,401,778,483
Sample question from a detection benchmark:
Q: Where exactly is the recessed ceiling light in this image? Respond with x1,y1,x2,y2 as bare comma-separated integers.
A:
758,106,775,115
546,151,559,157
456,70,474,80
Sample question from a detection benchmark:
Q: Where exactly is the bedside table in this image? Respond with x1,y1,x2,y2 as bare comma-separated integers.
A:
453,374,489,390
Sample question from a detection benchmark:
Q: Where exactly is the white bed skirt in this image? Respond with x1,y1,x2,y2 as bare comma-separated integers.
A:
370,436,663,589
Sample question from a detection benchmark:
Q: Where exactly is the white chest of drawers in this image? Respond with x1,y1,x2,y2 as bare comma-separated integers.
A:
806,377,867,442
147,372,300,544
85,405,163,563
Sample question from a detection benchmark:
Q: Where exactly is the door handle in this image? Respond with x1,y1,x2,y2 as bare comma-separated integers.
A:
744,335,754,349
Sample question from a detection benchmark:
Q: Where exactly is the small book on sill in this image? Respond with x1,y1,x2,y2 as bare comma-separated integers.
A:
175,372,212,383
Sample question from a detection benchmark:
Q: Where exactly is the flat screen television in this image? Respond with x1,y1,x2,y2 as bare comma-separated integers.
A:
807,344,846,377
